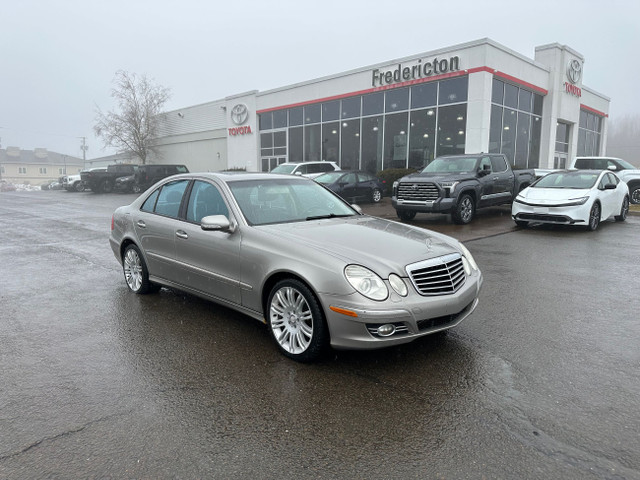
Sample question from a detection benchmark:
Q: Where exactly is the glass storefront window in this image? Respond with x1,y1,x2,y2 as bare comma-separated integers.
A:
322,101,340,121
289,107,303,126
489,105,503,153
533,93,543,116
384,112,408,168
341,120,360,171
261,132,273,157
341,96,361,119
362,92,384,116
501,109,518,164
437,104,466,156
438,77,468,105
304,104,321,124
385,87,409,112
304,124,321,161
515,112,531,168
289,127,303,162
504,83,518,109
411,82,437,109
273,110,287,128
492,79,504,105
322,122,340,162
528,117,541,168
259,113,273,130
409,109,436,169
518,90,532,113
361,116,383,173
274,131,286,156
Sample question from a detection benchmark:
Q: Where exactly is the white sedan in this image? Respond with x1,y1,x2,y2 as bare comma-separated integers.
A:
512,170,630,231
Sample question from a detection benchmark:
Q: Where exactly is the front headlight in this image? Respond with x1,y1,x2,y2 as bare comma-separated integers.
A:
344,265,388,301
458,242,479,273
441,181,459,193
565,196,589,206
388,273,408,297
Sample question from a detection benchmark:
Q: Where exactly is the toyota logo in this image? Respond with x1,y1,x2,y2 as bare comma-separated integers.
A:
231,104,249,125
567,59,582,85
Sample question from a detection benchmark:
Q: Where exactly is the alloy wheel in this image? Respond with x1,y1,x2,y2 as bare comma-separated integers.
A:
269,286,314,355
124,248,143,292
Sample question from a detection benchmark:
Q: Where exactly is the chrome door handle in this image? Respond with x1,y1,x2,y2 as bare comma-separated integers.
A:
175,230,188,239
136,220,146,228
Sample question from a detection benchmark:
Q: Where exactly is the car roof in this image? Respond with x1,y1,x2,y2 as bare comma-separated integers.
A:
168,171,312,183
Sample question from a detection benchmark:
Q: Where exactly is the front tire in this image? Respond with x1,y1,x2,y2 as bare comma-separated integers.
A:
588,202,601,231
452,194,475,224
615,196,629,221
123,245,160,294
132,184,142,194
397,210,417,221
371,188,382,203
267,279,328,362
102,179,114,193
74,182,85,192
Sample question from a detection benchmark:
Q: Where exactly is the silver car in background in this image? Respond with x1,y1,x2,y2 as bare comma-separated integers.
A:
109,172,483,362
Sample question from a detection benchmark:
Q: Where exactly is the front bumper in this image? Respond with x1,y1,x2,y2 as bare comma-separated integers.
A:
512,202,589,225
320,270,483,350
392,196,454,214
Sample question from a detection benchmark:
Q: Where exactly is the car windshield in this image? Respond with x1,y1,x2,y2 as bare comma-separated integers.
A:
314,172,344,184
229,178,357,226
615,159,636,170
422,156,479,174
534,172,599,189
270,164,297,174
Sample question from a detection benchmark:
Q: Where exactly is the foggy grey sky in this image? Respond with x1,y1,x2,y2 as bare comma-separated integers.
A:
1,0,639,159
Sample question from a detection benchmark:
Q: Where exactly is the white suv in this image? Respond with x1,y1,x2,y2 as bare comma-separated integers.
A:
62,174,84,192
270,161,340,179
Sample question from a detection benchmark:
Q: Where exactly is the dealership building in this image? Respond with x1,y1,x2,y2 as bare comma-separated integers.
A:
147,38,609,174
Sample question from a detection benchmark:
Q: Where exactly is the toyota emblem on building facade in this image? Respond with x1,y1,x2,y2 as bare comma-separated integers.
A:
567,59,582,85
231,104,249,125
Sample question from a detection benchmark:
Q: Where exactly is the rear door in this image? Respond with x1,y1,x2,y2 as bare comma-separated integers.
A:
132,179,190,281
490,155,515,202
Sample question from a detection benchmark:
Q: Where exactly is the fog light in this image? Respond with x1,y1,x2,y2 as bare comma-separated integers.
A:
377,324,396,337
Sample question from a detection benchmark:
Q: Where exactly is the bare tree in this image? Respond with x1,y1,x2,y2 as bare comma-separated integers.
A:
94,70,170,164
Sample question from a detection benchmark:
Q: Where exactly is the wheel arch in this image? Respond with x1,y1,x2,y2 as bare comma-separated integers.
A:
261,271,326,319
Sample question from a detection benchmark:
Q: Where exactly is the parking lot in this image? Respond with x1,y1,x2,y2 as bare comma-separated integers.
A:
1,190,639,479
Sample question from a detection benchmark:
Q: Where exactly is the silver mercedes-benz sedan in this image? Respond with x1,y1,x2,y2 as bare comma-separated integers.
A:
109,172,483,362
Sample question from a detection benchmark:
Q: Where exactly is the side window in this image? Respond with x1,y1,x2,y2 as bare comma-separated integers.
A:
598,175,608,189
296,165,308,174
490,156,508,172
153,180,189,218
320,163,334,172
343,173,357,184
186,181,229,223
141,189,160,212
358,173,373,182
606,173,618,186
479,157,492,172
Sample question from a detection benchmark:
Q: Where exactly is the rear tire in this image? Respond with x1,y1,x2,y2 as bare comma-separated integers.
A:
74,182,85,192
452,194,475,224
133,184,142,194
629,185,640,205
267,279,329,362
397,210,417,222
615,196,629,221
122,245,160,294
371,188,382,203
102,179,114,193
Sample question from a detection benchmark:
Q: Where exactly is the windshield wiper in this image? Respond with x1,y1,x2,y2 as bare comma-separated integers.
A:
305,213,353,221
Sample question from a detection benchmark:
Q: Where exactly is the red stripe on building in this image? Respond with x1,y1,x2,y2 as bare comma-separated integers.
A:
580,104,608,117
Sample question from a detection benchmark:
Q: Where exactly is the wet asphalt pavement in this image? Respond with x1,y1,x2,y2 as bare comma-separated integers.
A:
1,190,639,479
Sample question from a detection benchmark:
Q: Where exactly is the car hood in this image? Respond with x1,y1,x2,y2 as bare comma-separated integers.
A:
259,215,460,275
520,187,591,203
400,172,477,183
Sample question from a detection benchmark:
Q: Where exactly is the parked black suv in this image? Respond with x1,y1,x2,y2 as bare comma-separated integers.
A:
133,164,189,193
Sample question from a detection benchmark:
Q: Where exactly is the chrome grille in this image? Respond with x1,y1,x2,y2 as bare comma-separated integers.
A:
406,253,466,296
397,182,440,202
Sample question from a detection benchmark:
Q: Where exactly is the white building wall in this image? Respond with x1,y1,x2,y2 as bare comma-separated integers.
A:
466,71,493,154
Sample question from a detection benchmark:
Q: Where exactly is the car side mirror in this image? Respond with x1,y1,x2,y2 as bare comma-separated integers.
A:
201,215,235,233
351,204,363,214
607,165,617,171
603,183,617,190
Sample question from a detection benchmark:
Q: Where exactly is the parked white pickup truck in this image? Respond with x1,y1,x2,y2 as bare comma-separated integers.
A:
535,156,640,204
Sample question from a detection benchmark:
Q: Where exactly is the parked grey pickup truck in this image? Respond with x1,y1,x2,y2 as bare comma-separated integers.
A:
392,153,536,224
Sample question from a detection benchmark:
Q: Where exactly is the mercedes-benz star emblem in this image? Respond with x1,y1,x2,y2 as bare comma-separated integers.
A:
231,104,249,125
567,59,582,85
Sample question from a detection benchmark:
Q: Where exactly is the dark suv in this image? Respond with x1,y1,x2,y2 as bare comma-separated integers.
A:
133,164,189,193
